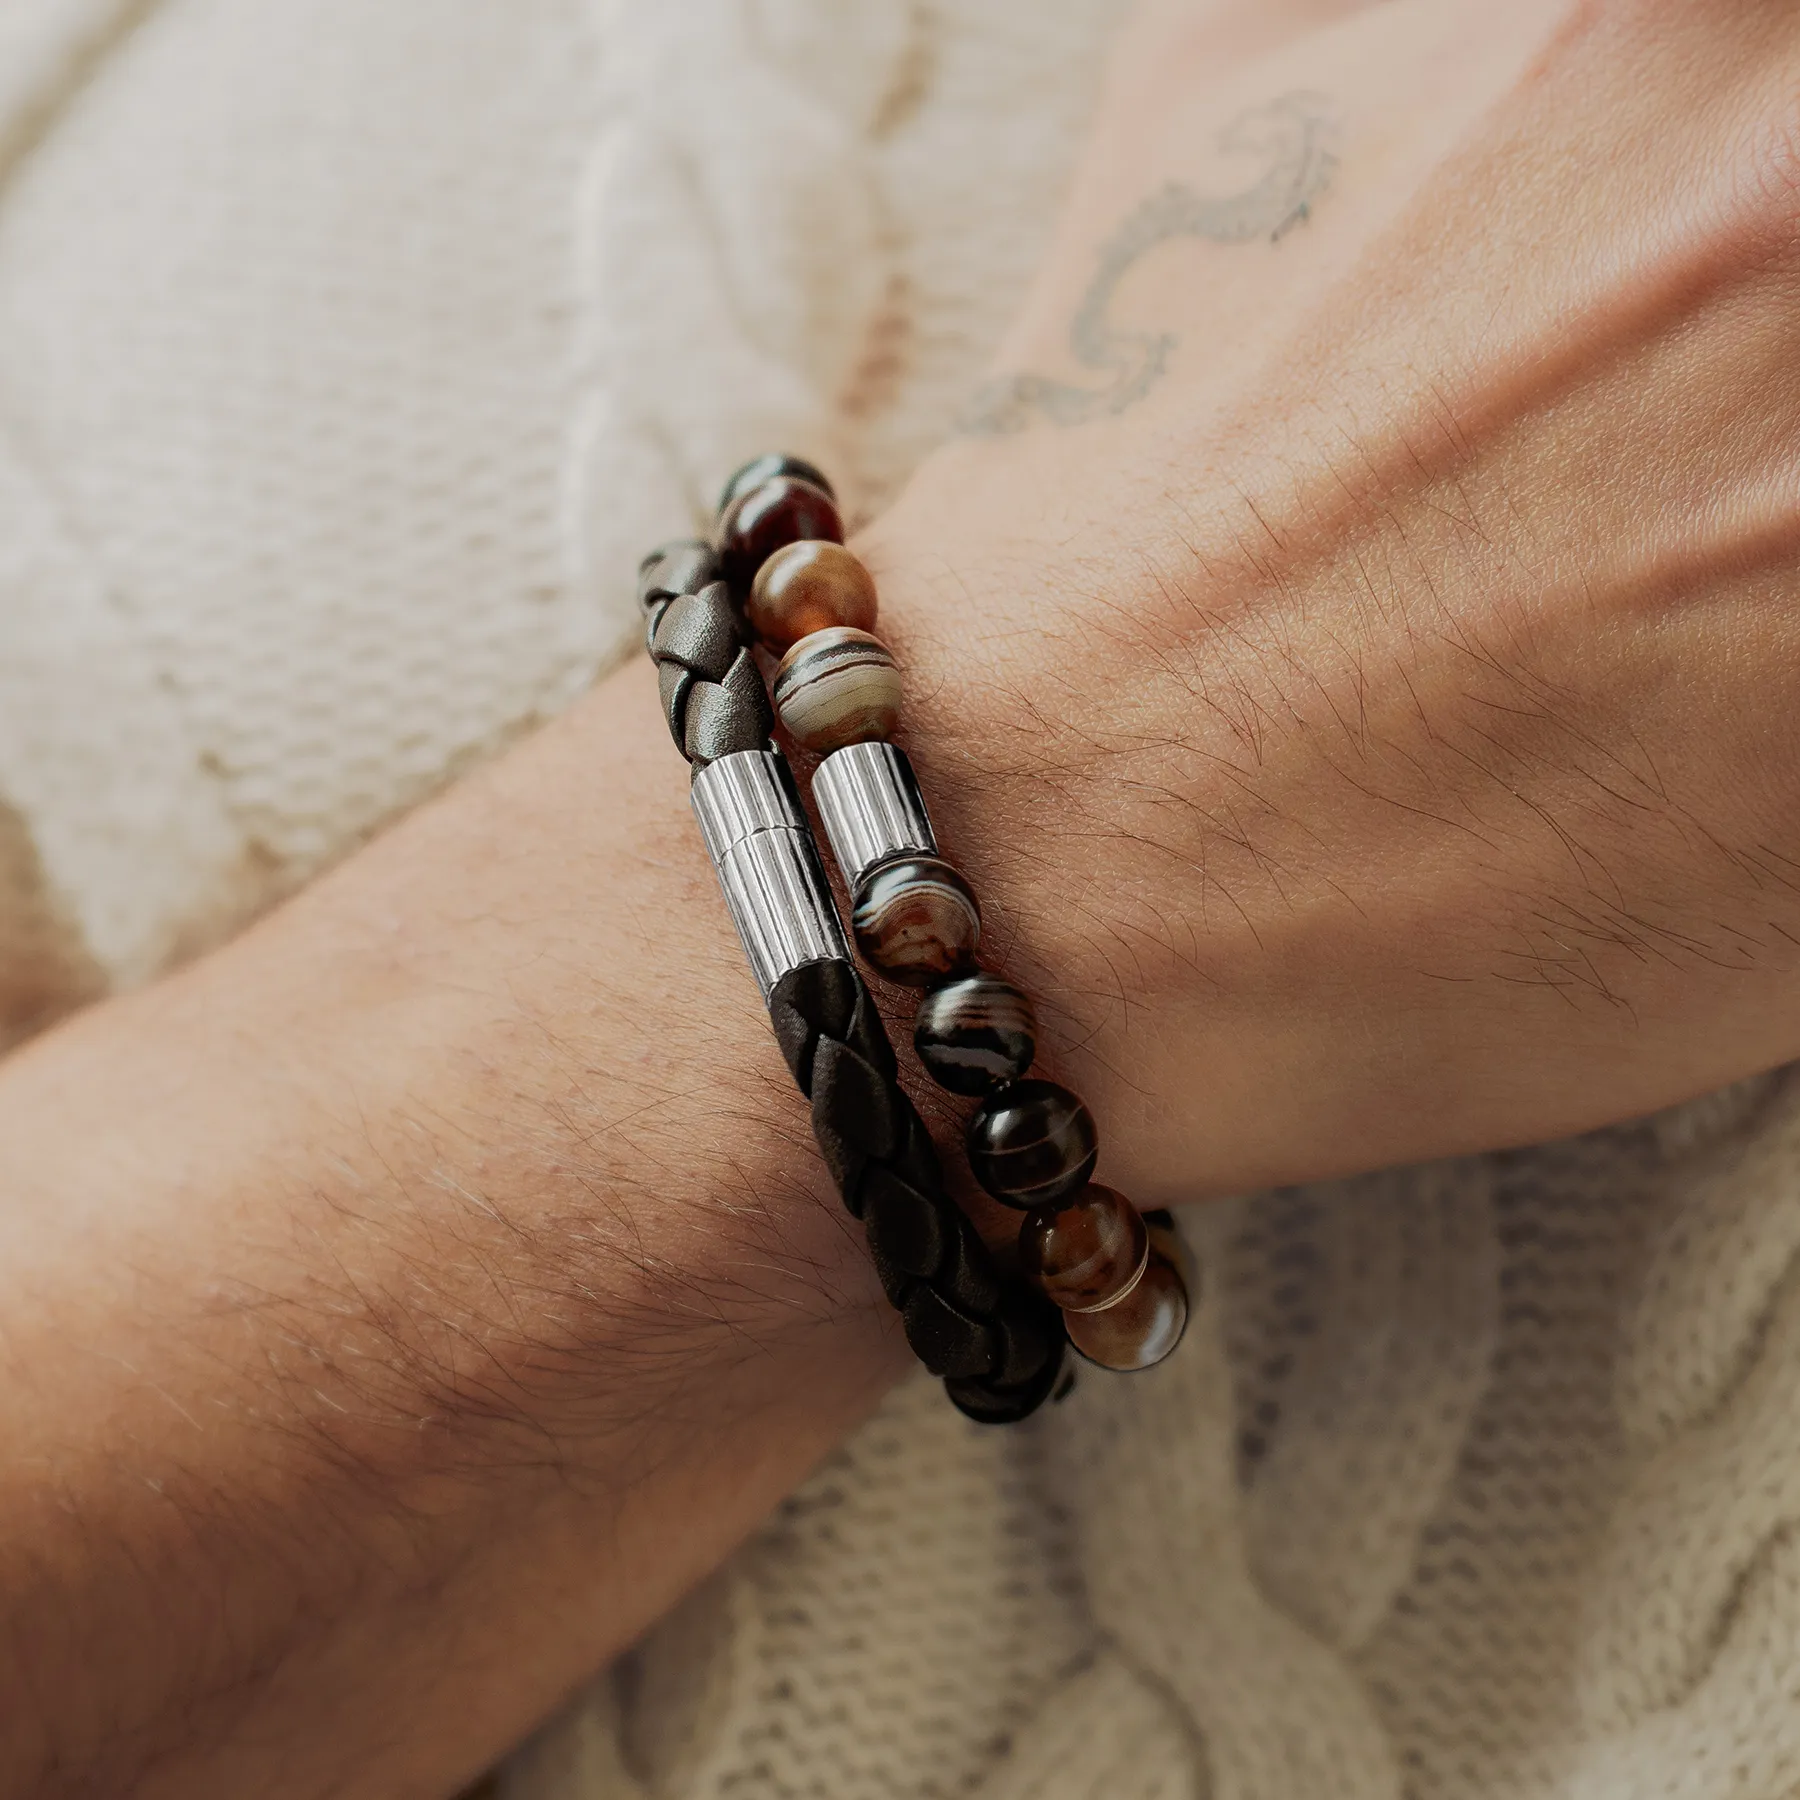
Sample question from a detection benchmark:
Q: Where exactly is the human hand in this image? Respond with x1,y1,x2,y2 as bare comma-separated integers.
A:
861,0,1800,1201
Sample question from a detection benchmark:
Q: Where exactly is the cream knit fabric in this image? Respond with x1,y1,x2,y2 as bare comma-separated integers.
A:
2,4,1799,1797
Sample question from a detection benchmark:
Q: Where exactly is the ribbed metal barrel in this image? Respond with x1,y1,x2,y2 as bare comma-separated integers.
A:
812,741,937,892
690,749,849,999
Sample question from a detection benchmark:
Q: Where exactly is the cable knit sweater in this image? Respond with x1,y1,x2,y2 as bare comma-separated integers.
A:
3,4,1799,1797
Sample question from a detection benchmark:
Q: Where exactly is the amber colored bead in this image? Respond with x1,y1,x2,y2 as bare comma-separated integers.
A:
913,974,1035,1095
851,856,981,986
718,475,843,595
1020,1185,1149,1313
772,626,902,751
717,452,835,517
1065,1248,1189,1371
966,1078,1098,1209
747,540,879,650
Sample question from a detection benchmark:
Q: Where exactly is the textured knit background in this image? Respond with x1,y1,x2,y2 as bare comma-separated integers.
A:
3,3,1800,1797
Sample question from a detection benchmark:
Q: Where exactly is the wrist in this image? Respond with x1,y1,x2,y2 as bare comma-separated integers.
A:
0,660,904,1798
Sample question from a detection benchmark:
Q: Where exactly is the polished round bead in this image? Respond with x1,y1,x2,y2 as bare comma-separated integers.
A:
851,856,981,986
966,1078,1099,1209
1065,1249,1189,1371
913,974,1035,1094
717,452,835,518
747,540,879,651
772,626,901,751
718,476,843,595
1019,1185,1149,1313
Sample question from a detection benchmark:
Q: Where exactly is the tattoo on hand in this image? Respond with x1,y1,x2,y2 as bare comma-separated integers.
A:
958,92,1339,435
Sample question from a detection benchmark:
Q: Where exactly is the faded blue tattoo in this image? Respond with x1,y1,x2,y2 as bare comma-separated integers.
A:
959,93,1339,435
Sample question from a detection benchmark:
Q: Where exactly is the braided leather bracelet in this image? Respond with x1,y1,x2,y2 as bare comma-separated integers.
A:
642,455,1190,1419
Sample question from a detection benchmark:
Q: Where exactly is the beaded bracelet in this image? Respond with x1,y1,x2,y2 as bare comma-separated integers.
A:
640,454,1190,1416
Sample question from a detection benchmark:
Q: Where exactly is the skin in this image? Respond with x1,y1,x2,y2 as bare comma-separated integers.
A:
883,0,1800,1197
0,683,906,1796
6,0,1800,1791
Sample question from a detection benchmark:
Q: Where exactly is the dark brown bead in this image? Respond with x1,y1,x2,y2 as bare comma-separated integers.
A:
913,974,1036,1094
748,540,878,650
717,452,835,518
1019,1185,1149,1312
1065,1248,1189,1372
966,1078,1098,1209
851,856,980,986
718,476,843,596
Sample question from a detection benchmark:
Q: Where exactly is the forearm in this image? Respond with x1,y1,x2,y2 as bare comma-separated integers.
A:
0,665,904,1798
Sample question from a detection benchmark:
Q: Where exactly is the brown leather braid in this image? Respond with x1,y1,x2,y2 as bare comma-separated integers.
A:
646,571,773,765
769,960,1065,1424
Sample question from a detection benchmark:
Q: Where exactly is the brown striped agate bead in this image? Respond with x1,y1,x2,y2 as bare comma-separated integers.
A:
748,540,878,651
913,973,1035,1094
718,475,843,595
1065,1246,1189,1372
1019,1185,1149,1313
772,627,902,751
851,856,981,986
966,1078,1098,1209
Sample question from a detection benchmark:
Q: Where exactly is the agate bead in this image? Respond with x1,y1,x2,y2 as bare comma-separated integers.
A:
748,540,879,650
851,856,981,986
1019,1184,1149,1313
717,452,835,517
772,626,902,751
913,973,1035,1094
1065,1248,1189,1372
718,476,843,595
966,1078,1098,1209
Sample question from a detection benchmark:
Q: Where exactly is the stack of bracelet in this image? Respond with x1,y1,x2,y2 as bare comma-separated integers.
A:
640,462,1067,1424
712,452,1190,1375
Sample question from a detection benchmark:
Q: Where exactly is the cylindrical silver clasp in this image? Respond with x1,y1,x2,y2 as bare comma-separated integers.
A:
812,741,937,892
691,749,849,999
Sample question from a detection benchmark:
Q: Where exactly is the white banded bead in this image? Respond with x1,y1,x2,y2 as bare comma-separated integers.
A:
772,627,902,752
